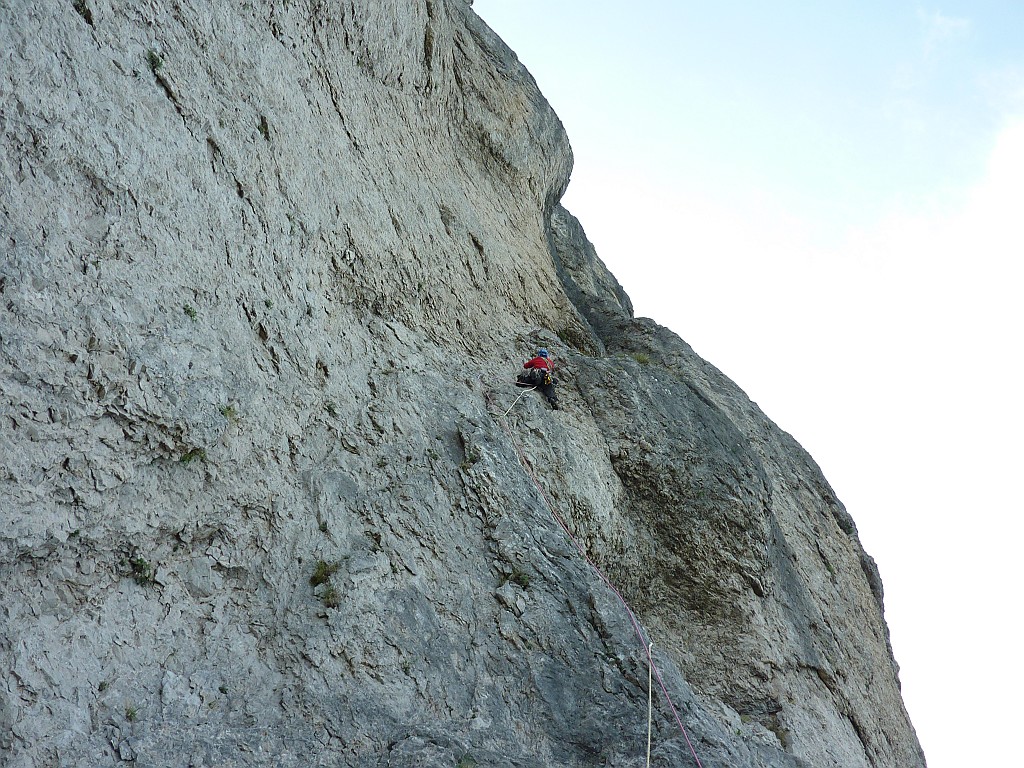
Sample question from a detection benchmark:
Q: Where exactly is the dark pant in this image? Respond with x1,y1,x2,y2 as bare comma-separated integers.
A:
518,370,558,406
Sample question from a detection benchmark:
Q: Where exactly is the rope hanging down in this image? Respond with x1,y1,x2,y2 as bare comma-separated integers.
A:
502,386,536,418
488,385,705,768
647,642,655,768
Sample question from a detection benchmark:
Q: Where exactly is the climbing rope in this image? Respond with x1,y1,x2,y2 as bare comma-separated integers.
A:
647,642,655,768
502,385,536,418
486,384,706,768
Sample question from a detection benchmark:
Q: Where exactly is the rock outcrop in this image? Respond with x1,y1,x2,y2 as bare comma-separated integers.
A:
1,1,925,766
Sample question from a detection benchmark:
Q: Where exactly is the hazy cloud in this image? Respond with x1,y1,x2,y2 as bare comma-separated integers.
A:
918,8,971,58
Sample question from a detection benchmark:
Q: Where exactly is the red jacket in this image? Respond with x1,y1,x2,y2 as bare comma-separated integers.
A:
524,356,553,372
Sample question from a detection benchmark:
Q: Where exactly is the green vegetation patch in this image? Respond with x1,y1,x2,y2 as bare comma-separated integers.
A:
128,555,155,586
309,560,340,587
180,448,206,464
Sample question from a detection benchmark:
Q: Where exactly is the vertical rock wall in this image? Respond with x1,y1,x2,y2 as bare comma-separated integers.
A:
1,2,925,766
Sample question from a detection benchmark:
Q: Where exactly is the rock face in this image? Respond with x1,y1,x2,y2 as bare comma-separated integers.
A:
1,2,925,767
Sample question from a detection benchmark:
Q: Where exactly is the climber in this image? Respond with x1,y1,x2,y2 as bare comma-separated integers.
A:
517,348,559,409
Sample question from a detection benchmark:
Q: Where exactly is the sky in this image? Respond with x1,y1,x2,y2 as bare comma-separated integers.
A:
473,2,1023,766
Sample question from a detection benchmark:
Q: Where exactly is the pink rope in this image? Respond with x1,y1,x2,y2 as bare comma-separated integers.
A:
490,390,705,767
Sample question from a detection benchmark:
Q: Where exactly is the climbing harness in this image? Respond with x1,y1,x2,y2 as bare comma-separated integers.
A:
487,383,706,768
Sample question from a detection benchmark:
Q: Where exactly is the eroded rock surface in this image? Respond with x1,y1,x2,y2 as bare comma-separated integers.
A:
1,2,924,766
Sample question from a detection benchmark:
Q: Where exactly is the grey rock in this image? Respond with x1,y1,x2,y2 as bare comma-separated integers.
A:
0,1,924,767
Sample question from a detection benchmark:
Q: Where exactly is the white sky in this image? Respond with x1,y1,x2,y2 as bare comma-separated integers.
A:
473,3,1024,766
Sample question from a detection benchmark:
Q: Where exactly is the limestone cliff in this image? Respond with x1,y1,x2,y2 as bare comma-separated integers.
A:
1,2,925,766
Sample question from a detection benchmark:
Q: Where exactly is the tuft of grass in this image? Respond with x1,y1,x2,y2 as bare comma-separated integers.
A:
125,704,139,722
146,49,163,74
309,560,339,587
180,448,206,464
321,584,340,608
128,556,155,586
183,303,198,321
632,352,650,365
220,404,238,422
310,559,343,609
459,445,481,471
456,755,478,768
509,567,531,589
